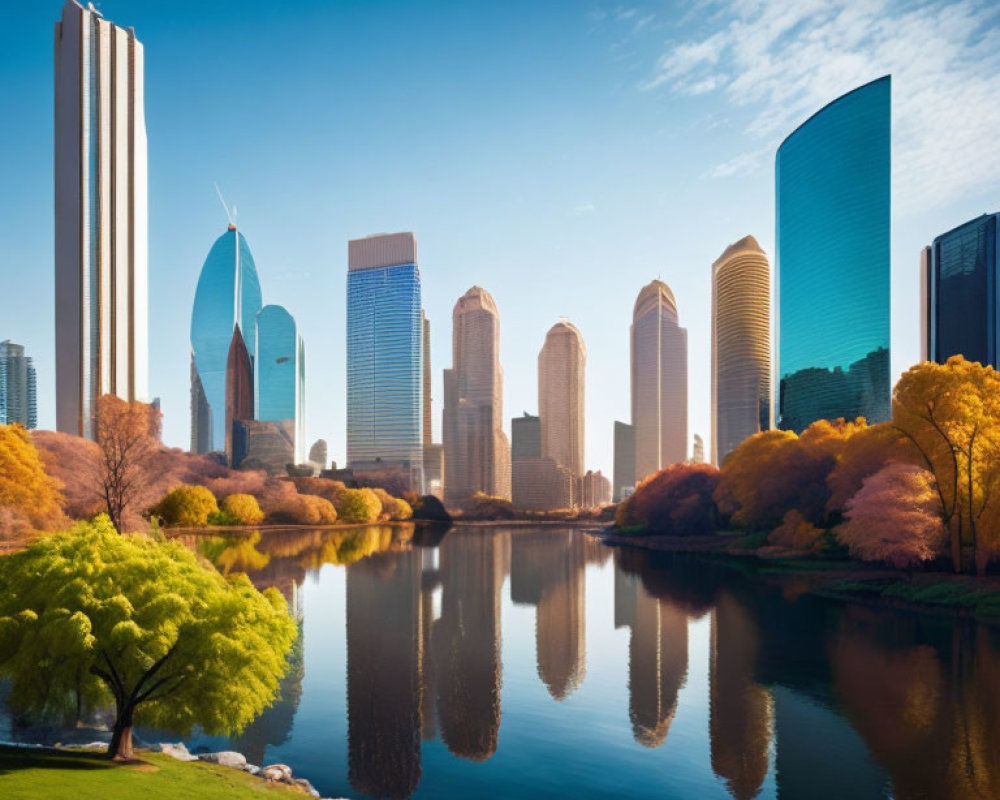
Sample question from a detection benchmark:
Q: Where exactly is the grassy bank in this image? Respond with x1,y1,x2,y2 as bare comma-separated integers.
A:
0,746,313,800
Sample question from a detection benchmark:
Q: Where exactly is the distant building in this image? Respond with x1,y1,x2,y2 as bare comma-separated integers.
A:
0,341,37,429
232,419,294,475
692,434,705,465
613,421,635,502
924,213,1000,367
777,76,891,431
632,281,688,483
347,233,424,491
512,458,574,511
255,304,306,464
423,443,445,500
309,438,328,469
539,320,586,479
191,225,263,454
577,470,611,509
55,0,148,439
423,310,433,446
711,236,770,465
225,325,254,466
512,412,541,460
443,287,511,507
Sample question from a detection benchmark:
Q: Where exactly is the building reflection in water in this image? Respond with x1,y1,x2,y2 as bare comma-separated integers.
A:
614,550,689,747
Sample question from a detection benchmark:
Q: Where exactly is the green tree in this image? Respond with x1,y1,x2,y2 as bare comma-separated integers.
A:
0,516,295,760
151,485,219,527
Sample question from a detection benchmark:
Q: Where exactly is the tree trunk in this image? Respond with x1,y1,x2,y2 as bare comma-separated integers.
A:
108,703,135,760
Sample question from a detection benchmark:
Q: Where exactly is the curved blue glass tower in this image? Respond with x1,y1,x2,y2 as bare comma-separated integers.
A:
776,76,891,432
190,225,263,453
256,304,306,463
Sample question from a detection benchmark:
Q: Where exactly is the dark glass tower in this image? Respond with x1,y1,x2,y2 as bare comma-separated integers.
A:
776,76,891,432
926,213,1000,367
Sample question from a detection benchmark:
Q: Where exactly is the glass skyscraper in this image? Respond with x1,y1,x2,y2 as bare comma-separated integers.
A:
925,213,1000,367
776,76,891,432
256,304,306,464
0,341,37,429
190,225,263,453
347,233,423,489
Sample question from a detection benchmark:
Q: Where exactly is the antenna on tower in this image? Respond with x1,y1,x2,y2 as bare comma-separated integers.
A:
214,182,235,228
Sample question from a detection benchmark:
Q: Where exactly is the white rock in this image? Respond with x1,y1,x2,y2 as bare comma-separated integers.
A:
260,763,293,781
294,778,321,798
244,764,261,775
159,742,198,762
198,750,247,769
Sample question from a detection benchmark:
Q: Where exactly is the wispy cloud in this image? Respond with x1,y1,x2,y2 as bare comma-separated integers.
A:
642,0,1000,214
572,202,597,216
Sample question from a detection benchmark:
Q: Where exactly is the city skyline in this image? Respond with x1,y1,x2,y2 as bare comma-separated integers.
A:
4,0,1000,476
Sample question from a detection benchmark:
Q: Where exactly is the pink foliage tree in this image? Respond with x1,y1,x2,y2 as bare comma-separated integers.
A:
838,462,947,569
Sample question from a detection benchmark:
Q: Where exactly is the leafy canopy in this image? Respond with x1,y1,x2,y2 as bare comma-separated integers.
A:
0,425,64,533
152,485,219,527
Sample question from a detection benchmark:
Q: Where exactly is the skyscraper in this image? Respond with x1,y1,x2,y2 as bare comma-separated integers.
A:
190,225,263,454
55,0,148,438
512,412,541,461
538,320,586,479
0,341,37,429
613,421,635,502
423,310,432,446
225,325,254,465
631,280,688,483
256,304,306,464
776,76,891,432
347,233,423,490
443,286,511,507
924,213,1000,367
511,412,572,511
711,235,771,465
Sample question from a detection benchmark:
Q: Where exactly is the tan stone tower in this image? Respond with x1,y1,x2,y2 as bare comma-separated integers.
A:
538,320,586,481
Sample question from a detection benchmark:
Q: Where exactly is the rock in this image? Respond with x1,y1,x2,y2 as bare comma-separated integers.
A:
160,742,198,762
244,764,261,775
260,763,293,782
198,750,247,769
294,777,321,798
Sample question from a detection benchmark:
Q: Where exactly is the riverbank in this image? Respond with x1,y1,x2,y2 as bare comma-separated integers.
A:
598,528,1000,624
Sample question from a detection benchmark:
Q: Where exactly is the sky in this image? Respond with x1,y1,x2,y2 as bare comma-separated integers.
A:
2,0,999,477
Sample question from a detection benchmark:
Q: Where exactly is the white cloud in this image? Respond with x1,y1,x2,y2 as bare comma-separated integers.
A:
707,147,768,178
642,0,1000,215
572,202,597,216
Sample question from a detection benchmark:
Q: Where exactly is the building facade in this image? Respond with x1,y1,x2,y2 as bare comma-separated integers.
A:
190,225,263,454
225,325,254,465
613,421,635,502
776,76,891,432
0,341,37,429
924,213,1000,367
55,0,148,439
711,235,771,465
577,469,611,509
443,286,511,507
539,320,586,479
255,304,306,464
512,412,542,461
631,280,688,484
347,233,423,491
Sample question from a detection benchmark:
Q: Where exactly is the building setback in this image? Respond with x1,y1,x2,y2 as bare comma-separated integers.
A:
538,320,586,479
0,341,38,429
443,286,511,507
711,235,771,465
55,0,148,438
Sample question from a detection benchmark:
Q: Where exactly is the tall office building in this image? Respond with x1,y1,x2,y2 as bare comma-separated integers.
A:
190,224,263,454
225,325,254,465
443,286,511,507
347,233,423,490
924,213,1000,367
0,341,38,429
538,320,586,479
423,310,432,446
711,236,771,465
55,0,148,439
776,76,891,432
511,412,572,511
256,305,306,464
512,412,541,460
631,280,688,483
613,421,635,502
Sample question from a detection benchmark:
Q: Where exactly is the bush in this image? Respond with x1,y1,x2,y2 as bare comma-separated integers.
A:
265,493,337,525
463,492,516,520
220,493,265,525
616,463,720,536
336,488,382,523
372,488,412,521
412,494,451,523
151,485,219,527
768,509,823,550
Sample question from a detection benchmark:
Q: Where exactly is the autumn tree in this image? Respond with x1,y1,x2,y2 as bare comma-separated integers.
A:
837,462,947,569
336,488,384,523
0,516,296,759
151,485,219,527
219,493,265,525
94,395,161,533
616,463,721,535
0,425,65,538
892,357,1000,572
825,422,920,517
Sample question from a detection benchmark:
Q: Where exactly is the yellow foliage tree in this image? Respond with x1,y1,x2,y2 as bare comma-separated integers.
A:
220,493,265,525
0,425,65,536
151,485,219,527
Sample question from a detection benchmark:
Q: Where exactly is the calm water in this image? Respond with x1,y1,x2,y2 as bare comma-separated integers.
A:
19,524,1000,799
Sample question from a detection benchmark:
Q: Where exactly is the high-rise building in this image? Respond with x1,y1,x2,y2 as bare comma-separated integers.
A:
0,341,37,429
55,0,148,439
692,434,705,465
538,320,586,479
511,412,571,511
423,310,432,446
711,236,771,465
225,325,254,465
776,76,891,432
631,280,688,483
613,421,635,502
512,412,541,460
255,305,306,464
190,225,263,454
924,213,1000,367
347,233,423,491
443,286,511,507
577,469,611,508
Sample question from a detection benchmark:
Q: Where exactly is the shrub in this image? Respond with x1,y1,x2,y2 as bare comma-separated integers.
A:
266,493,338,525
372,488,413,521
617,463,720,536
336,488,382,523
463,492,516,520
151,485,219,527
768,509,823,550
412,494,451,522
220,493,265,525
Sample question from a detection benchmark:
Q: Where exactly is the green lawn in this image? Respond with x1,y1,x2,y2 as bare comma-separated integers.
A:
0,746,311,800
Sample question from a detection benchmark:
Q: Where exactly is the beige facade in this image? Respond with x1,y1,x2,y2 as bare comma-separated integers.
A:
55,0,148,438
631,280,688,484
512,457,573,511
443,287,511,507
538,320,586,480
711,236,771,466
577,469,611,509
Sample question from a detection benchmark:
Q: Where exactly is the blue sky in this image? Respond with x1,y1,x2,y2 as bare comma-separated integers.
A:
2,0,999,475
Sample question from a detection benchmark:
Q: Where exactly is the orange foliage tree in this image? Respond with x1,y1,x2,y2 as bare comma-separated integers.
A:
825,422,920,517
94,395,161,532
0,425,65,538
616,463,721,535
